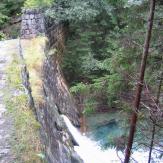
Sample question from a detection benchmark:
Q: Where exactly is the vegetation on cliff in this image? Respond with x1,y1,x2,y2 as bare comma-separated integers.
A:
22,0,162,161
46,0,163,162
0,0,25,39
0,0,162,162
46,0,163,114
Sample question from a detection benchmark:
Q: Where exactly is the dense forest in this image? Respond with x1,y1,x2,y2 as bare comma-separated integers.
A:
0,0,162,162
59,1,163,162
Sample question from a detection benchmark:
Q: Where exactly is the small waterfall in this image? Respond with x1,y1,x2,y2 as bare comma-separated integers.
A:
62,115,122,163
62,115,161,163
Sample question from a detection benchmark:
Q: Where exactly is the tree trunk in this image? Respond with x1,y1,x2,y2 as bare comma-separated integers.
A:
148,72,163,163
148,123,156,163
124,0,156,162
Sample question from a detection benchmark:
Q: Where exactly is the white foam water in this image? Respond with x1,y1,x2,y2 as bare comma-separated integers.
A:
62,115,161,163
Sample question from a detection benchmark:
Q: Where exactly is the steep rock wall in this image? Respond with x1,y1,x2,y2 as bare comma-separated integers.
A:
20,10,81,163
44,21,80,126
38,21,81,163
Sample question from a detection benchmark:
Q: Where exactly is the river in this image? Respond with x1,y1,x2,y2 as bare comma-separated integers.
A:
62,113,162,163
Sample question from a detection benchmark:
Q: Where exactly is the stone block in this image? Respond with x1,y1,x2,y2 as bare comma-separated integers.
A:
21,22,26,27
41,24,45,31
35,18,40,23
34,14,38,19
21,15,26,20
21,9,45,38
22,19,27,23
27,19,32,25
24,25,28,30
25,30,30,35
31,19,36,25
30,14,35,19
25,15,29,20
38,14,42,18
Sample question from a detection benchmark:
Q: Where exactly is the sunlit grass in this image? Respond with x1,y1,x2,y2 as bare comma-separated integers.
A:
21,37,46,102
24,0,53,9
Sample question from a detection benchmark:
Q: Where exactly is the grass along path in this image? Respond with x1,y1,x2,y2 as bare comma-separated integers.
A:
0,39,18,163
0,39,43,163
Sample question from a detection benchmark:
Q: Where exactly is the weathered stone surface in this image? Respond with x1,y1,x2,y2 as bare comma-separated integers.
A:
29,14,34,19
0,40,19,163
20,19,82,163
25,15,29,19
20,8,82,162
31,19,36,24
21,9,45,39
25,30,30,35
36,21,81,162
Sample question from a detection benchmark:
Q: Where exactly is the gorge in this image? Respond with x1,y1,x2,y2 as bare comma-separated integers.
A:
19,3,163,162
0,0,162,162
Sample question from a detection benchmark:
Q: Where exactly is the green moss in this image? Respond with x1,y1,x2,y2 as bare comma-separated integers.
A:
0,32,7,40
6,53,22,89
24,0,53,9
22,37,46,102
4,52,44,163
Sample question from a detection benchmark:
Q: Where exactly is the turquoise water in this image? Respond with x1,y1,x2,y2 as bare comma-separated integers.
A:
74,112,163,162
85,112,125,149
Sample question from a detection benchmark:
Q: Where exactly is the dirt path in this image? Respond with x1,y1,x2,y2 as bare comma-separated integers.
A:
0,39,19,163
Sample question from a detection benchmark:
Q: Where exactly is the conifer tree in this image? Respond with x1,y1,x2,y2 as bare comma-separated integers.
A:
124,0,156,162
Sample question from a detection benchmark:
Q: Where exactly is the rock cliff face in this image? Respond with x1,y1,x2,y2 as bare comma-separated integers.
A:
20,10,82,163
38,23,81,163
44,21,80,127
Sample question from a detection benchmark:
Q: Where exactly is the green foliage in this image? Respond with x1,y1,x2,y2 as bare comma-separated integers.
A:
70,83,97,115
0,31,7,40
0,12,9,25
61,2,128,110
70,83,89,94
61,0,163,114
24,0,53,8
83,103,96,116
0,0,24,27
46,0,114,22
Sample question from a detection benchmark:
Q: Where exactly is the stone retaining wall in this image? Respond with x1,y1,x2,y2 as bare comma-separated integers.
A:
38,19,81,162
21,9,45,39
20,10,82,163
